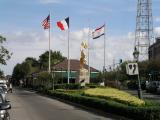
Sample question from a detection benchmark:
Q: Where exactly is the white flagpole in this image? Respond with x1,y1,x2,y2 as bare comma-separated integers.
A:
48,13,51,73
103,23,106,79
88,19,90,83
67,21,70,84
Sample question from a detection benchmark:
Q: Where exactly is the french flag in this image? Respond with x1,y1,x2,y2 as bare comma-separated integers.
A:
92,24,105,39
57,17,69,31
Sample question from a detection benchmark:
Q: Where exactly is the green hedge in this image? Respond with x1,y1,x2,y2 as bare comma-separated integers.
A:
43,90,160,120
54,83,81,90
85,83,100,88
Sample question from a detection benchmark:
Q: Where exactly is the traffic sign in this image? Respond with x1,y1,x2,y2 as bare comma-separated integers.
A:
126,63,139,75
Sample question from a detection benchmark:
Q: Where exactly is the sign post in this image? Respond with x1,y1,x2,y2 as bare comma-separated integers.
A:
126,62,142,99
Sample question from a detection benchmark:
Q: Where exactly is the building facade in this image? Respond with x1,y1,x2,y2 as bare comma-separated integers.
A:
149,37,160,60
52,59,99,83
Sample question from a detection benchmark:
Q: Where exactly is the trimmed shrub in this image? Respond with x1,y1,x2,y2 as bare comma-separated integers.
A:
54,83,81,90
85,83,100,88
84,88,145,106
145,100,160,107
56,89,84,95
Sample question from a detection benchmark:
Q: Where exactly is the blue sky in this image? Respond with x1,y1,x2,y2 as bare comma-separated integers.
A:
0,0,137,33
0,0,160,75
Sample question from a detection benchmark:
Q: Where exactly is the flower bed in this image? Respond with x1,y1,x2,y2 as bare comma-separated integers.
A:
84,88,145,106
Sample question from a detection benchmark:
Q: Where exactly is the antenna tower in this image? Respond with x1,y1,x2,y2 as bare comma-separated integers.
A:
135,0,154,60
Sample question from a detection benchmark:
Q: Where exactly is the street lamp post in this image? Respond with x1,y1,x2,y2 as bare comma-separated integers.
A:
61,68,63,84
133,47,142,99
51,68,55,91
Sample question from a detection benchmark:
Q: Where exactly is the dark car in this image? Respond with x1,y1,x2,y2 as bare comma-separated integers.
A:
146,81,160,93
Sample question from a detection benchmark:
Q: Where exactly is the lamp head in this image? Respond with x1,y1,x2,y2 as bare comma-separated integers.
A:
133,47,139,61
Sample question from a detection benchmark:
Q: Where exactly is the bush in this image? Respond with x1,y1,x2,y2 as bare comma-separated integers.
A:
145,100,160,107
84,88,145,106
54,83,81,90
85,83,100,88
56,89,84,95
127,81,138,89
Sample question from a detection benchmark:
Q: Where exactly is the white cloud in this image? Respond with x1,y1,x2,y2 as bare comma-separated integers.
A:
89,37,133,71
1,29,135,75
154,27,160,37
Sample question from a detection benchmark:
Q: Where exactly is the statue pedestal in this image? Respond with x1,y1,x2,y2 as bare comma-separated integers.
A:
79,68,89,86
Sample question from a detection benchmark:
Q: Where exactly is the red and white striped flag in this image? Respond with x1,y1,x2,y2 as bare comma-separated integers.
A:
92,24,105,39
42,15,50,29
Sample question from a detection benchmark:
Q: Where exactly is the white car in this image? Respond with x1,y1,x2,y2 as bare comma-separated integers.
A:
0,80,8,90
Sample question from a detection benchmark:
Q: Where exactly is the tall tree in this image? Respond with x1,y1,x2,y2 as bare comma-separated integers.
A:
25,57,39,67
12,62,30,85
0,35,12,77
39,50,65,70
0,36,11,65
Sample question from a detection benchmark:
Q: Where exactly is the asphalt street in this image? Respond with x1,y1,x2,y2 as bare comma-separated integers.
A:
124,89,160,101
6,88,128,120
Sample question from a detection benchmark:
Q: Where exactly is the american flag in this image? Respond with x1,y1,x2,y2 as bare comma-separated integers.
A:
42,15,50,29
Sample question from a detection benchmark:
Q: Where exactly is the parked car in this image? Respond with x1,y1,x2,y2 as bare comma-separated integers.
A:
0,94,11,120
146,81,160,93
0,80,7,90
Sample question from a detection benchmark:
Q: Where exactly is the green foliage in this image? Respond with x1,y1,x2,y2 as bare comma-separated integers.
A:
137,60,160,81
12,62,31,84
84,88,145,107
25,57,39,67
39,51,65,70
0,35,12,77
0,36,12,65
12,51,65,85
85,83,100,88
104,71,117,81
54,83,81,90
37,71,51,81
145,100,160,107
56,89,84,95
101,60,160,86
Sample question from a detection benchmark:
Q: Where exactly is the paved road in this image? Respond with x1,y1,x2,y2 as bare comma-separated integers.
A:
6,88,128,120
124,89,160,101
